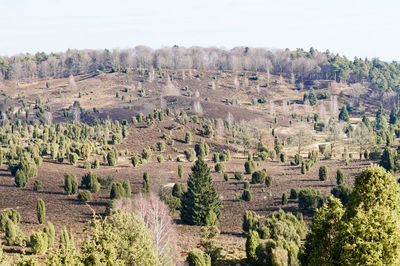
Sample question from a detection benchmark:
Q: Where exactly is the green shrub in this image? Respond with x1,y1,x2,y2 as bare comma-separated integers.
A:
290,188,300,199
213,153,220,163
244,181,250,189
298,188,324,211
78,190,92,202
184,149,196,162
185,132,192,144
5,218,16,245
178,164,183,178
131,155,140,167
33,180,42,191
122,181,131,198
224,174,229,181
331,185,352,205
186,249,211,266
15,169,27,188
280,153,287,163
246,230,260,265
64,172,78,195
242,189,252,201
111,182,126,199
294,154,303,165
30,231,48,254
234,173,244,180
319,166,328,181
142,172,151,194
81,171,100,193
282,193,288,205
214,163,225,173
107,150,117,166
265,175,272,187
157,155,164,163
252,170,266,184
43,221,55,248
243,210,259,232
245,160,256,174
68,153,78,165
336,169,344,185
37,198,45,224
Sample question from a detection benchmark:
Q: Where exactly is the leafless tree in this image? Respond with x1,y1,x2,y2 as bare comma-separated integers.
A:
352,122,374,158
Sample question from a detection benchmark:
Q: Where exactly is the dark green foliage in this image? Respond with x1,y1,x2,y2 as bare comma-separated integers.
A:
68,152,78,165
37,198,45,224
43,221,55,248
331,185,352,205
336,169,344,185
122,181,131,198
195,141,209,158
110,182,126,199
157,155,164,163
185,132,192,144
376,104,388,130
280,153,287,163
172,183,187,198
234,172,244,180
131,155,140,167
30,231,48,254
294,154,303,165
242,189,252,201
184,148,196,162
181,159,222,226
198,226,222,265
178,164,183,178
251,170,266,184
15,169,27,188
243,210,259,232
33,180,42,191
224,173,228,181
142,172,151,194
380,147,395,172
64,172,78,195
308,89,317,106
244,181,250,189
244,160,256,174
338,106,350,122
246,230,260,265
214,162,225,173
298,188,324,211
319,166,328,181
212,153,219,163
290,188,300,199
186,249,211,266
81,171,100,193
77,190,92,202
5,218,16,245
282,193,288,205
389,105,398,125
265,175,272,187
107,150,118,166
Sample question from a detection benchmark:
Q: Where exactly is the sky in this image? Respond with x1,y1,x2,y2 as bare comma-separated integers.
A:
0,0,399,61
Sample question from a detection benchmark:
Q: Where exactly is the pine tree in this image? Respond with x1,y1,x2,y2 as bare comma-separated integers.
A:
181,158,222,226
376,104,388,130
389,105,398,125
338,106,349,122
380,147,395,172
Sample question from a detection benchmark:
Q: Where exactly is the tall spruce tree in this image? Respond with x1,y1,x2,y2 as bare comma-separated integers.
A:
181,158,222,226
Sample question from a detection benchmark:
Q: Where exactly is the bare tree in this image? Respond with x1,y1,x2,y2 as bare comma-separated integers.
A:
133,193,179,266
292,126,312,154
352,122,374,158
43,111,53,125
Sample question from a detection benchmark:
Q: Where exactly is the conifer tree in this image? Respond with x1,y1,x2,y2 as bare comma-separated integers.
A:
389,105,398,125
376,104,388,130
380,147,395,172
181,158,222,225
37,198,45,224
338,106,349,122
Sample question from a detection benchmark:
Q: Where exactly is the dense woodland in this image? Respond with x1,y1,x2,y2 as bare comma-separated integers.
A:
1,46,400,94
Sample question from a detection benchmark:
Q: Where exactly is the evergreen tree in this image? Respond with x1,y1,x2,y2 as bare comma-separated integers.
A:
335,166,400,265
376,104,388,130
37,198,45,224
338,106,350,122
389,105,398,124
380,147,395,172
300,197,344,265
142,172,151,194
336,169,344,185
308,89,317,106
181,158,222,226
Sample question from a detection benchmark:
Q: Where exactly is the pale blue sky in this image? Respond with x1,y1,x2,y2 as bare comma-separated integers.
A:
1,0,399,61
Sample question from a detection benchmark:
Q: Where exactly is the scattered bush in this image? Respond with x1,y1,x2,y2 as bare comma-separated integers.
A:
244,181,250,189
77,190,92,202
242,189,252,201
336,169,344,185
224,173,229,181
30,231,48,254
64,172,78,195
251,170,266,184
245,160,256,174
290,188,300,199
33,180,42,191
243,210,259,232
43,221,55,248
214,162,225,173
178,164,183,178
184,149,196,162
186,249,211,266
298,188,324,211
15,169,27,188
331,185,352,205
319,166,328,181
37,198,45,224
234,173,244,180
265,175,272,187
157,155,164,163
246,230,260,265
282,193,288,205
